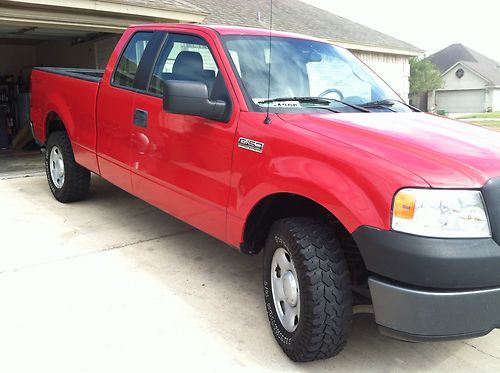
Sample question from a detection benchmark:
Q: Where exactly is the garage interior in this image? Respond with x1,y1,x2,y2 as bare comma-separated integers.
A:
0,26,119,149
0,0,205,176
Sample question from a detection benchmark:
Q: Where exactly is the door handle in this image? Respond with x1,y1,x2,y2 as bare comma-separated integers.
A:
134,109,148,128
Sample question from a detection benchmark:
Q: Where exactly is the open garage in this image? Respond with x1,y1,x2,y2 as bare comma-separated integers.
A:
0,0,205,153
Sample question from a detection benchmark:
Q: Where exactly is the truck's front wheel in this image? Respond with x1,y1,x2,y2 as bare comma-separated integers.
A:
45,131,90,203
263,217,352,362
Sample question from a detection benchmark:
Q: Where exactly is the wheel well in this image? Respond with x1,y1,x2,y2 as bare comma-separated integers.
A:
45,112,66,139
242,194,330,254
241,193,368,288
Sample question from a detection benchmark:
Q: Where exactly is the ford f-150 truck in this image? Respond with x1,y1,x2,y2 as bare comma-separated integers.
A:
30,24,500,362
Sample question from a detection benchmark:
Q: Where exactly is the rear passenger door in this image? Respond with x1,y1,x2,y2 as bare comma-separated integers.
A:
131,32,239,241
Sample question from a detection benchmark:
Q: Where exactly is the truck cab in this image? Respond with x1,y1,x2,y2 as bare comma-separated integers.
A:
30,24,500,362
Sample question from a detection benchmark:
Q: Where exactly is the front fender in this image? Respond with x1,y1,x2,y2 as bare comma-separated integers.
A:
227,112,429,245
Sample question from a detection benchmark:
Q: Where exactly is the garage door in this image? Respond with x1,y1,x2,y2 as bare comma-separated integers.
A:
436,90,485,113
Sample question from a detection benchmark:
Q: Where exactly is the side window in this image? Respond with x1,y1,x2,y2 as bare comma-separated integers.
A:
113,32,153,88
148,34,219,96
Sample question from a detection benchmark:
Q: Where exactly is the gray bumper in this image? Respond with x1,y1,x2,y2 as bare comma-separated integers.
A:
369,276,500,341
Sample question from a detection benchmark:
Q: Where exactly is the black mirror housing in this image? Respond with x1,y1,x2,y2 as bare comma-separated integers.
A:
163,80,229,122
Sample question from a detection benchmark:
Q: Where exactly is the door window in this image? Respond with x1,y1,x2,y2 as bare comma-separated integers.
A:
113,32,153,88
148,34,219,96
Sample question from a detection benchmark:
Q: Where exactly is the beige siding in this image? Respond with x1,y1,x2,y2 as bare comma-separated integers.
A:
442,63,489,90
491,88,500,111
353,51,410,101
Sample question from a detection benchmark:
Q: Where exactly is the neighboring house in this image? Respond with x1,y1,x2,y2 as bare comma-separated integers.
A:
429,43,500,113
0,0,422,100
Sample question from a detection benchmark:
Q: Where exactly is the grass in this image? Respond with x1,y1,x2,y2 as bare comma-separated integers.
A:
466,120,500,132
458,112,500,119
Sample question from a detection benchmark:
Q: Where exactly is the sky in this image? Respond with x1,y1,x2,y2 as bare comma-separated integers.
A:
301,0,500,61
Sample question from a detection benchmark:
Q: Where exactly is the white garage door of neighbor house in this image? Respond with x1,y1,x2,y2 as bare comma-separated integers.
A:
436,90,485,113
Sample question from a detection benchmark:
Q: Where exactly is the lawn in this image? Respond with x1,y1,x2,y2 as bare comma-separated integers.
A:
466,120,500,132
459,112,500,119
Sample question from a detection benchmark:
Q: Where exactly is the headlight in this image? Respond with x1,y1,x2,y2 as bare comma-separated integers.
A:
392,189,490,238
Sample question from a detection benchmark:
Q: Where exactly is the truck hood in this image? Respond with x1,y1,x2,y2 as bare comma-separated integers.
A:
279,112,500,188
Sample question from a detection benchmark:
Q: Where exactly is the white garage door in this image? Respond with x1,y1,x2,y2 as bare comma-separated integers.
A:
436,90,485,113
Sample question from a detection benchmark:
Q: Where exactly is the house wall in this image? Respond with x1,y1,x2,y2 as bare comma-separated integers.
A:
429,63,492,113
443,63,489,90
491,88,500,111
0,43,37,78
353,51,411,102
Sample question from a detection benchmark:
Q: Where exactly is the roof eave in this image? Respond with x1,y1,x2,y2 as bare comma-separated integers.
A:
332,40,422,57
3,0,208,23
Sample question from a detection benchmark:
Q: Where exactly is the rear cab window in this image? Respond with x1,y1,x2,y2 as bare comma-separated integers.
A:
113,32,153,88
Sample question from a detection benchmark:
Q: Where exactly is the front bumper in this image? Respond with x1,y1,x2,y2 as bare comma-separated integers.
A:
369,276,500,341
353,227,500,289
353,226,500,340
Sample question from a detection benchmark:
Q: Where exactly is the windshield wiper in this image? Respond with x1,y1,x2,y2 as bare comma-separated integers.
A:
361,99,421,112
258,96,370,113
360,100,396,111
381,98,422,112
258,96,332,105
325,98,371,113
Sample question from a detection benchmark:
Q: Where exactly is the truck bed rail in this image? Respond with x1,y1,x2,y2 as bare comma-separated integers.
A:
33,67,104,83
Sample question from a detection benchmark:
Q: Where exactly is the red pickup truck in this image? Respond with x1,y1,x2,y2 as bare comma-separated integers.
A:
30,24,500,362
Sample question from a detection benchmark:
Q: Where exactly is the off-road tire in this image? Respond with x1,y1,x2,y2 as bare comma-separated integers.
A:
263,217,352,362
45,131,90,203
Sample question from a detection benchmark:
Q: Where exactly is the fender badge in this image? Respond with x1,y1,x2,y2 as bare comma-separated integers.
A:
238,137,264,153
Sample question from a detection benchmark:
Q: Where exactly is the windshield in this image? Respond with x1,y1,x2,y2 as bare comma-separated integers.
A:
223,35,410,113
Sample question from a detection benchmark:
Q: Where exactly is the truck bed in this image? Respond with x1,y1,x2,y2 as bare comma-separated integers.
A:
33,67,104,83
30,66,102,174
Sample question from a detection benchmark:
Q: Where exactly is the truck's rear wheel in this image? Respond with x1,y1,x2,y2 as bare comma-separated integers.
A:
263,217,352,362
45,131,90,203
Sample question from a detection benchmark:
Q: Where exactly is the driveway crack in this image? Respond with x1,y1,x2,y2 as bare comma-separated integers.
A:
0,229,194,275
463,341,500,361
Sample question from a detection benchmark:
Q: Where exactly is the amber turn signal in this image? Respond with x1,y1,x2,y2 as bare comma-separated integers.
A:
393,191,416,220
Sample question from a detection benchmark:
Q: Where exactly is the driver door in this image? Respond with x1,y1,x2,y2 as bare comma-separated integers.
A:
131,31,239,241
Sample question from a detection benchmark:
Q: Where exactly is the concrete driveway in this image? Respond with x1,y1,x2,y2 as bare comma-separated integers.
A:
2,174,500,372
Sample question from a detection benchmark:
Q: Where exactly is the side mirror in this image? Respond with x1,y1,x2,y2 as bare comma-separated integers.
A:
163,80,228,122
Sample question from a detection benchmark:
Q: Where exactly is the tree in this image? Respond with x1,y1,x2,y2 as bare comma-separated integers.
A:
409,57,443,95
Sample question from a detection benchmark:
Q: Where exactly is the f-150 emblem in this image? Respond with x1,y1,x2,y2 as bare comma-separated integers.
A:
238,137,264,153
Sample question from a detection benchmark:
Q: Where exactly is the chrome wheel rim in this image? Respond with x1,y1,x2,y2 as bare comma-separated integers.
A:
271,247,300,333
49,146,65,188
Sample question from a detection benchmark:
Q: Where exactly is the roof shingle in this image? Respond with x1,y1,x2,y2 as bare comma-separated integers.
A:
187,0,422,53
430,44,500,86
117,0,207,14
